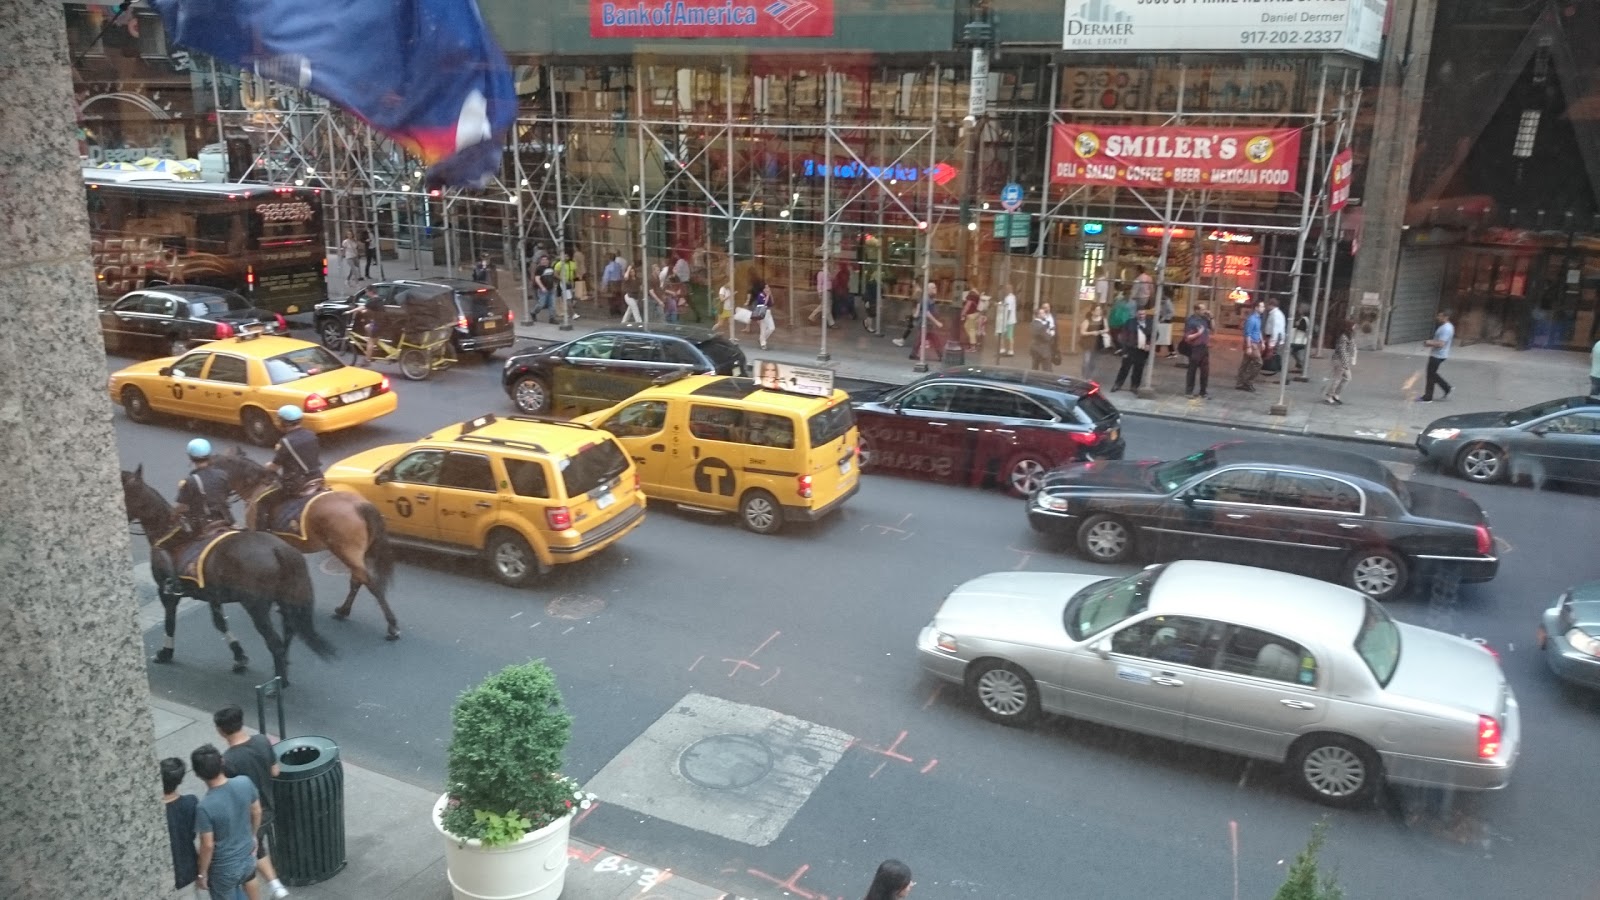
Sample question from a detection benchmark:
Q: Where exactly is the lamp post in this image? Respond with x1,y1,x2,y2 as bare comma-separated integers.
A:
954,7,995,294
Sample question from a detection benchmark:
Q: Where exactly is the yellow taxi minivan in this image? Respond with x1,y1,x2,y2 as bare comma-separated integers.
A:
577,374,859,534
324,413,646,587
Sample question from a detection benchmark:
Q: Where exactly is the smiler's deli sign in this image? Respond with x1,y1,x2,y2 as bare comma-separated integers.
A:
591,0,835,38
1050,124,1303,193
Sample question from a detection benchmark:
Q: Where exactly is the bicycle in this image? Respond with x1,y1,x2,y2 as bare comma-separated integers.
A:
351,324,458,381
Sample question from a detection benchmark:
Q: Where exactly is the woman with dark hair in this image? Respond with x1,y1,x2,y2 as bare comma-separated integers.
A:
1323,318,1357,405
863,859,913,900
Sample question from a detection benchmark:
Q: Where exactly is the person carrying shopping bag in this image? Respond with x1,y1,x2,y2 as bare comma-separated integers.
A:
750,282,777,349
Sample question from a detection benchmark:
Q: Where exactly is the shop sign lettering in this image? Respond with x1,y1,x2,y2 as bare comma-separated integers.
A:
1050,124,1302,193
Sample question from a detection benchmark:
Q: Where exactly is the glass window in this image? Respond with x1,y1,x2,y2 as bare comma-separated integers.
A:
1270,472,1361,513
113,294,144,313
566,334,617,360
615,336,664,362
952,387,1049,419
744,412,796,449
1109,615,1222,668
1151,450,1218,492
1063,566,1161,640
1190,469,1275,504
1541,413,1600,435
689,405,746,443
560,439,630,498
503,458,550,499
696,337,742,374
1505,396,1585,426
264,346,344,384
1216,627,1317,685
171,353,210,378
391,450,444,485
438,452,495,492
1075,390,1119,425
143,295,178,316
1353,598,1402,687
662,340,702,366
603,400,668,437
808,401,856,447
205,355,249,385
187,292,252,317
459,288,507,318
898,383,957,412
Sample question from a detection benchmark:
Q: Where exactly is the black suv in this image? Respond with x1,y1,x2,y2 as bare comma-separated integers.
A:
314,278,515,358
502,324,750,415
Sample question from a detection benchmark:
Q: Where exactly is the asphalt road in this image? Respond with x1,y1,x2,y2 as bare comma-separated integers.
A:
109,347,1599,900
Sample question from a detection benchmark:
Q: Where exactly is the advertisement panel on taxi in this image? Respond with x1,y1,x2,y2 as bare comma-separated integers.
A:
1049,124,1303,194
591,0,835,38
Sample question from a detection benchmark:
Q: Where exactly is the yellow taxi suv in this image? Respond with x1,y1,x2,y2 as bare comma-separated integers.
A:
108,327,396,446
324,414,646,587
577,372,859,534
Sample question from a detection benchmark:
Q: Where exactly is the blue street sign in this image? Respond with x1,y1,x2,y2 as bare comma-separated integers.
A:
1000,182,1024,212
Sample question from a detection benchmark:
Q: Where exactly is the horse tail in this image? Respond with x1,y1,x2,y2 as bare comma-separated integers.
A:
276,543,337,660
358,501,395,599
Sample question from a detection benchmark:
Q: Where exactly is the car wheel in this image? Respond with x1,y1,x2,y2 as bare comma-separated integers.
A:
1289,734,1380,808
167,336,191,357
857,435,877,470
1077,513,1135,563
738,489,784,535
122,386,154,423
1456,443,1507,484
241,408,276,448
486,529,540,588
1346,547,1408,600
512,375,551,414
968,660,1041,726
1004,453,1049,497
318,318,346,350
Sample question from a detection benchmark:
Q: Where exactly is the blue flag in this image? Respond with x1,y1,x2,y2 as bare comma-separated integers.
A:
151,0,516,186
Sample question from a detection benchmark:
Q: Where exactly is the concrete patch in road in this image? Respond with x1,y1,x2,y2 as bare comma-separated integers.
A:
584,692,852,847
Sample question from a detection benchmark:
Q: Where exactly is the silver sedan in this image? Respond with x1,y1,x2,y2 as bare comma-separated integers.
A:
916,560,1520,807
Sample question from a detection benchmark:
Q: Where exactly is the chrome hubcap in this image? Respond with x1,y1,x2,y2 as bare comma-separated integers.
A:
515,380,547,412
1302,745,1366,797
1010,459,1046,494
1462,449,1501,480
495,542,529,579
1085,521,1127,559
977,668,1029,717
744,497,776,531
1352,556,1399,595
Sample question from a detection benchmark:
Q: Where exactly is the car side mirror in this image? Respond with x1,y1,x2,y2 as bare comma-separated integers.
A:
1529,426,1547,437
158,366,173,377
375,471,391,485
1179,489,1197,505
1090,637,1112,660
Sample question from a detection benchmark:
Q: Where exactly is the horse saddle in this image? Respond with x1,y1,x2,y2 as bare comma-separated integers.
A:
266,486,327,540
171,523,235,590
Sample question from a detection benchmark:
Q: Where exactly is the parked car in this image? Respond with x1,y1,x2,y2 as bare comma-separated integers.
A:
916,560,1521,807
502,325,749,416
849,367,1125,496
1537,581,1600,690
99,286,286,357
1027,440,1498,601
314,278,514,359
1418,395,1600,486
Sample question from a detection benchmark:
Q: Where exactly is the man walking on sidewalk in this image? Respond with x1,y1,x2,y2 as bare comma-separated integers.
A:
192,744,262,900
1419,309,1455,402
1236,301,1264,392
216,705,289,899
1183,302,1212,399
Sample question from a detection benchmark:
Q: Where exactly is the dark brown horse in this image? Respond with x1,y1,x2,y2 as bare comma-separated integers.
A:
121,467,335,687
214,449,400,640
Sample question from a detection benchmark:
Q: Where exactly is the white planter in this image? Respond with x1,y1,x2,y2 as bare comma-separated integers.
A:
432,794,572,900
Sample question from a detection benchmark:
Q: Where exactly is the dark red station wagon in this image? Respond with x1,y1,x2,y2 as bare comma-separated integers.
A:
849,367,1125,495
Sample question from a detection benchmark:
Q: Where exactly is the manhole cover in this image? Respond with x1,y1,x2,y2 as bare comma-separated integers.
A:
679,734,774,790
545,594,605,619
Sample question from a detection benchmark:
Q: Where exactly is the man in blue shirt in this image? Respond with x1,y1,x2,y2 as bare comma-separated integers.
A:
1235,301,1264,392
1419,309,1455,402
192,744,262,900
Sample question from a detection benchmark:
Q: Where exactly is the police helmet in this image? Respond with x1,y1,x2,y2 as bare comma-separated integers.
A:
186,438,213,460
277,404,304,423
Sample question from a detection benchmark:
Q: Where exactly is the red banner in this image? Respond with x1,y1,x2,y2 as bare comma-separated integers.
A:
1328,149,1354,212
1050,124,1302,193
591,0,835,38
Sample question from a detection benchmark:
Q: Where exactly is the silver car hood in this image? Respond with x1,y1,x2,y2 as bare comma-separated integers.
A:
933,572,1105,648
1386,623,1506,717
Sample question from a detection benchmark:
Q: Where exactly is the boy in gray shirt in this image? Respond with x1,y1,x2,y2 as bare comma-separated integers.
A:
192,744,261,900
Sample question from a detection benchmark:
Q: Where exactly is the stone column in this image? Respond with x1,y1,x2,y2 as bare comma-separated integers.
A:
1347,0,1440,349
0,2,170,897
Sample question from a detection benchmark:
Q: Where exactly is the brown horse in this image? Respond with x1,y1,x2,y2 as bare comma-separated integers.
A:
215,449,401,640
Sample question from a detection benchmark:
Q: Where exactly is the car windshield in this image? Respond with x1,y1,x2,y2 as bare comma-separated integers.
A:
1353,598,1402,687
187,293,252,317
1149,449,1218,492
1075,390,1120,424
459,288,508,318
808,400,856,447
264,346,345,384
696,337,743,374
1503,396,1586,426
559,438,630,498
1063,566,1161,640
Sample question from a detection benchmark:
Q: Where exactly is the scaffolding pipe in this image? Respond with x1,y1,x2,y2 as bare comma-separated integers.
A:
915,64,940,374
551,73,572,331
1137,63,1185,398
819,65,833,362
1272,62,1329,415
636,65,651,327
1031,65,1059,334
725,64,737,342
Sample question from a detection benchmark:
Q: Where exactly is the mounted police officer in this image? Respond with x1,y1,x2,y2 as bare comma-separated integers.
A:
249,405,324,531
155,438,235,595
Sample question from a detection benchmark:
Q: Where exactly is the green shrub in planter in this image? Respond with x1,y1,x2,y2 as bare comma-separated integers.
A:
440,660,591,846
1273,821,1343,900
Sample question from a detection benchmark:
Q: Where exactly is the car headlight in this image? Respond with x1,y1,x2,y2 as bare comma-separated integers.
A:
1037,494,1071,512
1564,628,1600,658
1426,427,1461,440
934,632,959,653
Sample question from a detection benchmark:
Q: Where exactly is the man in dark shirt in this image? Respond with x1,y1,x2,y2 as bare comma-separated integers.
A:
161,757,199,896
1183,302,1214,399
192,744,261,900
215,705,289,898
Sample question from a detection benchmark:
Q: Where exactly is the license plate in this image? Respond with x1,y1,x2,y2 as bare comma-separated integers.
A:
595,490,615,510
341,387,371,403
482,320,497,330
838,458,852,475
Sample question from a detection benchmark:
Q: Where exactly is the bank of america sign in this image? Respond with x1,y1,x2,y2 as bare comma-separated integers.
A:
1063,0,1386,61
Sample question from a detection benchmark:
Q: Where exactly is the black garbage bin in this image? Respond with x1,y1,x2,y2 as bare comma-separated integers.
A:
942,339,965,367
272,736,347,886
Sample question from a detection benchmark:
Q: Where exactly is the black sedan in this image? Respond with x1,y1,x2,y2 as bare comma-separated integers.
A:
502,324,748,415
1027,440,1498,601
99,286,286,357
1417,395,1600,486
850,367,1124,496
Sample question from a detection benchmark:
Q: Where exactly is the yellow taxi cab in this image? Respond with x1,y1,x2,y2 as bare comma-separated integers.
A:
576,368,859,534
324,413,646,587
108,326,396,446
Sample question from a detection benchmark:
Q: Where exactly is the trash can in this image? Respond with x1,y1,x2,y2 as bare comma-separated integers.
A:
941,339,965,367
272,736,347,886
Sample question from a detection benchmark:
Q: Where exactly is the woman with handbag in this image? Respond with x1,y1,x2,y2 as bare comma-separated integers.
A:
620,263,644,325
1078,303,1109,379
749,282,776,350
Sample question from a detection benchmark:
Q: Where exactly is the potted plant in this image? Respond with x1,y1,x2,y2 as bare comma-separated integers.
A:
432,660,595,900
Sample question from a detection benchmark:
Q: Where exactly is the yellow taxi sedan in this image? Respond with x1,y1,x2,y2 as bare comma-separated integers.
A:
108,329,397,446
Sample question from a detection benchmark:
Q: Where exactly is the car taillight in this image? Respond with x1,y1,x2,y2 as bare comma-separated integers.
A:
633,472,641,492
546,506,572,530
303,393,328,412
506,309,514,323
1475,524,1493,555
376,375,391,393
274,313,288,332
1085,381,1102,396
797,474,813,499
457,315,469,330
246,264,255,288
215,321,235,339
1068,431,1099,446
1476,715,1502,759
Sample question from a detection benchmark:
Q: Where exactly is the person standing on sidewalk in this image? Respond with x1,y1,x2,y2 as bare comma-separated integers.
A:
601,253,625,316
1290,313,1311,374
162,757,200,899
1029,303,1060,373
1130,265,1154,310
1183,302,1213,399
362,229,377,279
1419,309,1455,402
808,266,834,327
863,859,914,899
1154,288,1177,358
555,251,579,322
1324,318,1357,405
995,284,1018,356
1078,302,1108,378
1236,301,1264,392
215,706,289,899
1111,307,1152,392
1591,336,1600,397
531,255,557,323
1261,297,1286,375
191,744,262,900
339,232,362,285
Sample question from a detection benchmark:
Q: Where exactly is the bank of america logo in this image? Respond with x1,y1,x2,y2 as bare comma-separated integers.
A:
765,0,820,30
1068,0,1131,24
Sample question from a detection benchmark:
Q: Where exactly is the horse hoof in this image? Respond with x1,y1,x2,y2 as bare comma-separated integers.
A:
152,649,174,664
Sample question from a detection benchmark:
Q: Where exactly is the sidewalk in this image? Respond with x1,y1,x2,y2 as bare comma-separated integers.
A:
150,695,733,900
